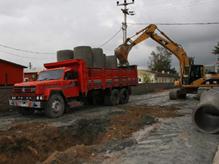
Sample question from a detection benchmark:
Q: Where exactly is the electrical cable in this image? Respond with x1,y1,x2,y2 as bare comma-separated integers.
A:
0,50,52,60
128,22,219,26
0,43,54,54
99,28,122,48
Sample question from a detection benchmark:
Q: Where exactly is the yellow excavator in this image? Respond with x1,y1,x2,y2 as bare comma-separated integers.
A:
115,24,219,99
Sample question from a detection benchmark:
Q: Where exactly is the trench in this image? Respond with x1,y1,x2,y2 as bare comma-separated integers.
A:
0,105,180,164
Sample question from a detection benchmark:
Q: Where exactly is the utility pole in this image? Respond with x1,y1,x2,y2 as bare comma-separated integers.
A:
117,0,135,43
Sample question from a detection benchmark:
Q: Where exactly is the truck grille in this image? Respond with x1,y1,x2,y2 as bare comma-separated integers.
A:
14,86,36,93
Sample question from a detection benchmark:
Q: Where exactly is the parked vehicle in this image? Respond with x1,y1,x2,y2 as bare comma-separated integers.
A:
9,59,137,118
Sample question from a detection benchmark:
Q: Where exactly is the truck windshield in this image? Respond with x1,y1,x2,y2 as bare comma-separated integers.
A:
38,69,64,81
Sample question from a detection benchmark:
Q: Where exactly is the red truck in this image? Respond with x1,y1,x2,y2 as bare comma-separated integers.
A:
9,59,138,118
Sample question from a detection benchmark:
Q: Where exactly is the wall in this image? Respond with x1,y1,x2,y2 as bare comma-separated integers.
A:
131,83,174,95
0,62,24,85
0,86,13,112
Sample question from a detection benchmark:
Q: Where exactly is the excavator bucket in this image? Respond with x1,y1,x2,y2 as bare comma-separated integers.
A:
114,43,132,65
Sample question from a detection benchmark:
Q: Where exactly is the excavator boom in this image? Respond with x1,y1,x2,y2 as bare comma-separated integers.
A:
114,24,191,86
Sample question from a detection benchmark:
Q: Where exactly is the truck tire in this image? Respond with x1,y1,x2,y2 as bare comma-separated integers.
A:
104,89,119,106
45,94,65,118
18,107,34,115
92,91,104,105
119,88,129,104
74,46,93,68
57,50,74,62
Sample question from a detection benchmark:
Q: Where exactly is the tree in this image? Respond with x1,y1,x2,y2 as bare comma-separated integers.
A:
212,42,219,55
142,73,151,83
148,46,177,74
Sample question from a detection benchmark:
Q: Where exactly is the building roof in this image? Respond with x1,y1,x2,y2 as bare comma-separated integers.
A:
0,58,27,68
24,67,43,73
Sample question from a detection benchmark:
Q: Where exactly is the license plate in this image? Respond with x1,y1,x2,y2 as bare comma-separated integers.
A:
18,100,29,107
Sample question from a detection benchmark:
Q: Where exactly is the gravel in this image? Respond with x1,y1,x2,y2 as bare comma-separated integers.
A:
102,92,219,164
0,91,218,164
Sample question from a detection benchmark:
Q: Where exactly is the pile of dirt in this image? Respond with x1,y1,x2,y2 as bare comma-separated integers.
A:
0,119,107,164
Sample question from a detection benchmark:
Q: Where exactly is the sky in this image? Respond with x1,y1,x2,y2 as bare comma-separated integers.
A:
0,0,219,70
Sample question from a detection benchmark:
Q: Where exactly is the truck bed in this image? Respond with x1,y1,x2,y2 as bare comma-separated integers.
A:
87,66,138,90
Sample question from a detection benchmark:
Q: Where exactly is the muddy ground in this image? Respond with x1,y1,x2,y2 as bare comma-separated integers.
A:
0,91,218,164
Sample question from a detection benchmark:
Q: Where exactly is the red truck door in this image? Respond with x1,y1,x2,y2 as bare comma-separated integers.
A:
62,70,80,98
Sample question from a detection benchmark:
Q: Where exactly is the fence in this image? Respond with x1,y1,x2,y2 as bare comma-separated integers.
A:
0,86,13,112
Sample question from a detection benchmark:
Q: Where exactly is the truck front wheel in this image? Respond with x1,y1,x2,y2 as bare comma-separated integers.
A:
45,94,65,118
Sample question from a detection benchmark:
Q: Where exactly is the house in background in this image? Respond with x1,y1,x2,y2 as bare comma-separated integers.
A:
0,58,27,86
24,68,43,82
205,64,218,74
138,69,178,83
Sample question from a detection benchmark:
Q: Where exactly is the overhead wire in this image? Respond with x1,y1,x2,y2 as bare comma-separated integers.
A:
128,22,219,26
0,50,52,60
0,43,54,54
98,28,122,48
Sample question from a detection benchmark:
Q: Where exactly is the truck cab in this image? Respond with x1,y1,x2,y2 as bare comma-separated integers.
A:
9,59,87,117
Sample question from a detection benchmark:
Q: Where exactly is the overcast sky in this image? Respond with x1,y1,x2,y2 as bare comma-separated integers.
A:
0,0,219,70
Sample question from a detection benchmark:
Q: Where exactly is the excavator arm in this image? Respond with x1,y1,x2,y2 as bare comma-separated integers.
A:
115,24,191,86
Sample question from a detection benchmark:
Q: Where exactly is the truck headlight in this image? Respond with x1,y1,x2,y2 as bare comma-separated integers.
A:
39,96,43,100
36,96,43,101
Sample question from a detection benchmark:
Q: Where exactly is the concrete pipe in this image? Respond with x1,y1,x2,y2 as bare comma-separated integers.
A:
92,48,105,68
193,88,219,134
57,50,74,62
105,55,117,68
74,46,93,68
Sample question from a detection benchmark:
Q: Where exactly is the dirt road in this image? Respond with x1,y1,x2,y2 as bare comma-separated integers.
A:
0,91,218,164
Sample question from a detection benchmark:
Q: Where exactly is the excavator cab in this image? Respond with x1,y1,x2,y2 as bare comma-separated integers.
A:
183,65,204,85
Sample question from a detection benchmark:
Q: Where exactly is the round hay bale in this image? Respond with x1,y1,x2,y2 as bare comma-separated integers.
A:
74,46,93,67
105,55,117,68
57,50,74,62
92,48,105,68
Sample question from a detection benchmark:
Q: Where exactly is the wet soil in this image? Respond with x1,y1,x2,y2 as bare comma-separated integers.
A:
0,105,180,164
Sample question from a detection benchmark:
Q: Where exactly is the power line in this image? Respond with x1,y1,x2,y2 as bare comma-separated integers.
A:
99,28,122,48
128,22,219,26
0,43,54,54
0,50,52,60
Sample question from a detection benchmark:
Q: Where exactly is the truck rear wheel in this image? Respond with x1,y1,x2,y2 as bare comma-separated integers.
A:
104,89,119,106
119,88,129,104
45,94,65,118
